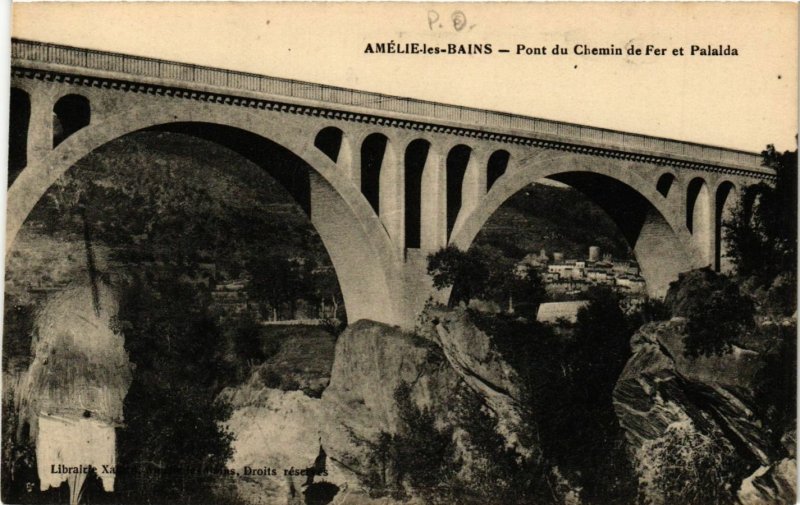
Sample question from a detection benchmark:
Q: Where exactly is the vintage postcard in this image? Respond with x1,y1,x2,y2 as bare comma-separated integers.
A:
3,3,797,505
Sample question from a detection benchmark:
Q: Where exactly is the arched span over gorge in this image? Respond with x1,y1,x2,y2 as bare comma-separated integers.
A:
9,39,773,328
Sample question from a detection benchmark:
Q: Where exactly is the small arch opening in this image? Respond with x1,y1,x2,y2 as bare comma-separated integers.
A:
487,150,510,191
361,133,388,213
686,178,708,233
656,173,675,197
405,139,430,249
447,145,472,238
53,94,91,147
9,88,31,186
314,127,343,163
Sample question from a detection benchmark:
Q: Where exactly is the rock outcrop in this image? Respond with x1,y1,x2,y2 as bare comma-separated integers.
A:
221,311,529,504
417,306,528,450
738,458,797,505
221,318,460,504
613,317,796,504
322,319,460,447
17,283,132,496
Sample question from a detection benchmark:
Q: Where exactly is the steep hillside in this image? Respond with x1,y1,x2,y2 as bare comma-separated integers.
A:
475,182,632,260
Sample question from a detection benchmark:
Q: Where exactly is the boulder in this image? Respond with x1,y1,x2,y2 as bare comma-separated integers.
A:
321,319,460,444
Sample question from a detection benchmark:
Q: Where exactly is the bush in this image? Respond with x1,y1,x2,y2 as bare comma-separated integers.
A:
638,421,745,505
1,396,37,503
362,382,461,503
114,274,235,503
453,385,555,505
683,282,755,358
320,317,346,338
231,315,265,365
753,320,797,444
665,269,755,358
724,147,796,287
627,297,671,326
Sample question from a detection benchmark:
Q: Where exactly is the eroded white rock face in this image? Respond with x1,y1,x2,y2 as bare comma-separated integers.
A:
18,283,132,499
37,416,116,494
223,388,355,505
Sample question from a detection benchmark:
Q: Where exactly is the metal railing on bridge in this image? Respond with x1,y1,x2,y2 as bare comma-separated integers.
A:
11,38,767,172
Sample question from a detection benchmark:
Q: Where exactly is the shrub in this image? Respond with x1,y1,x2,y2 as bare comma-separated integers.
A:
724,147,796,287
453,385,555,505
638,420,744,505
666,269,755,358
361,382,461,503
683,282,755,357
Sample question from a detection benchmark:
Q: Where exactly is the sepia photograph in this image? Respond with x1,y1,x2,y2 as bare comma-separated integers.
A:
2,3,797,504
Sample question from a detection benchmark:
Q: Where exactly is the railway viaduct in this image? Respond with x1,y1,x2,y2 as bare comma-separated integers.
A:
8,39,776,328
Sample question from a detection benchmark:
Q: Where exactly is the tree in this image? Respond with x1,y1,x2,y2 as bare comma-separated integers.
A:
231,314,265,367
427,245,545,313
427,246,489,307
114,273,234,503
665,268,756,357
508,266,547,319
247,254,311,319
543,287,637,504
724,146,797,307
571,287,632,403
468,294,638,505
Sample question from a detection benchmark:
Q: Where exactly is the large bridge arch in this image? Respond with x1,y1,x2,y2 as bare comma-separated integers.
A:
7,101,404,326
449,153,702,298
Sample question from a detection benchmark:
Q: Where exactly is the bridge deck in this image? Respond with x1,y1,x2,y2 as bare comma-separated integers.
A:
11,38,769,174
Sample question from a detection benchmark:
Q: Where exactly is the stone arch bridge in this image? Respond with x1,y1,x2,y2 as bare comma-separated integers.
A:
8,39,775,329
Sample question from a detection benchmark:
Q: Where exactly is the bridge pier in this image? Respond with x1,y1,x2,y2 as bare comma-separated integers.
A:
27,90,56,165
420,146,447,252
378,137,404,255
456,148,489,235
633,207,694,298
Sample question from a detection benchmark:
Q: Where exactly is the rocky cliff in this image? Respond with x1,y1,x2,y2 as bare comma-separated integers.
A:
220,310,529,505
613,317,796,504
221,307,795,505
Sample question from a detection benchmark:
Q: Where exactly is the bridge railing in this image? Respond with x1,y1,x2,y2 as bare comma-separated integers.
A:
11,38,766,171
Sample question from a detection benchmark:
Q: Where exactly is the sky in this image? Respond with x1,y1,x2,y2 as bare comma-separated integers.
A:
9,2,799,153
